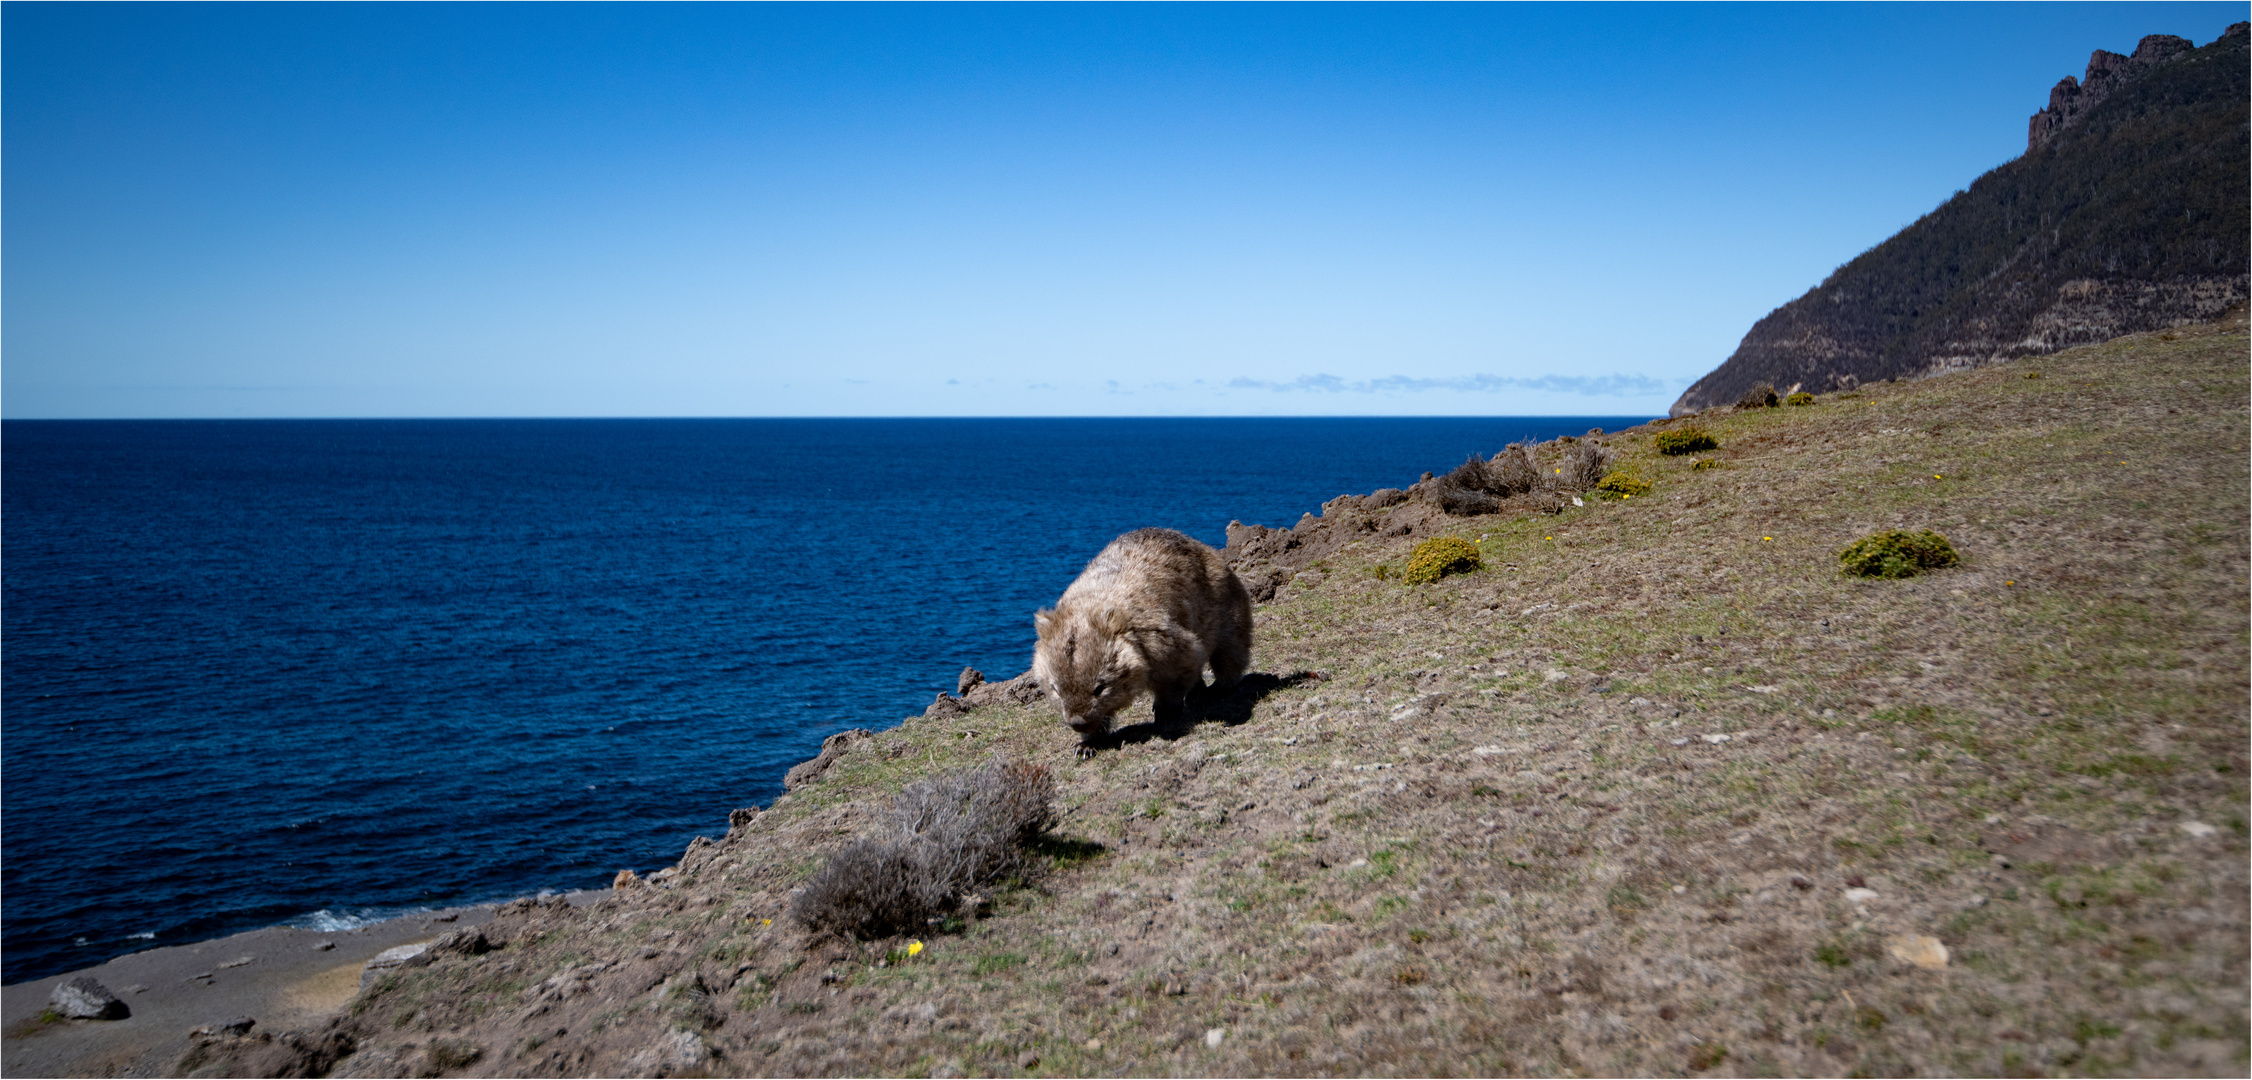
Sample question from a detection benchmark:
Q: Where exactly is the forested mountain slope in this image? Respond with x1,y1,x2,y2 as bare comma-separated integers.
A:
1674,24,2247,415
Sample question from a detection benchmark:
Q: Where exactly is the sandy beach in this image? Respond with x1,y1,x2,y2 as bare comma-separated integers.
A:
1,898,592,1078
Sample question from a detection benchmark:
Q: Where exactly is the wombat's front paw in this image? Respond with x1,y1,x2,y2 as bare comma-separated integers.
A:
1075,742,1100,760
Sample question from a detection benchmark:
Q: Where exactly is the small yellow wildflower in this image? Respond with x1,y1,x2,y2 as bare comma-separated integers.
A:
907,940,924,957
1762,536,1772,542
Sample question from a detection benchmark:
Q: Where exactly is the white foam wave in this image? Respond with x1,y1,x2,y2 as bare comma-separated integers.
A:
284,907,401,933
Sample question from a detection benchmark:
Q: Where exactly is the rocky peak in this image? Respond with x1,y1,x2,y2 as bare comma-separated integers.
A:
2027,31,2208,152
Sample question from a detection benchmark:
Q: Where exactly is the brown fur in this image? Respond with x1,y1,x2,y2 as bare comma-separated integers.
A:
1031,528,1253,743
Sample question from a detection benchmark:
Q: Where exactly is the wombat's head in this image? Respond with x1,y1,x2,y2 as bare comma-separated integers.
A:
1032,605,1144,737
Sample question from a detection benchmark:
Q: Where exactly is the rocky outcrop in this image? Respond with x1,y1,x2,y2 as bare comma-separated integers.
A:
1673,24,2248,416
2027,33,2196,151
782,728,874,790
1223,435,1615,596
48,977,128,1020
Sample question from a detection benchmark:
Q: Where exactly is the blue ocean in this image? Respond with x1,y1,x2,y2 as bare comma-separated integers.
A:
1,416,1649,984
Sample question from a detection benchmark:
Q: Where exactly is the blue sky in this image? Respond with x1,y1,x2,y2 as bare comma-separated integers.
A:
6,2,2244,419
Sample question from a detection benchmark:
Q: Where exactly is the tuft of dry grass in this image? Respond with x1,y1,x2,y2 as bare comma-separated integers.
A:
792,757,1057,938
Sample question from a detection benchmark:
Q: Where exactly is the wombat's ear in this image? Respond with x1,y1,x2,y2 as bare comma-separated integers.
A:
1033,609,1056,638
1091,607,1131,636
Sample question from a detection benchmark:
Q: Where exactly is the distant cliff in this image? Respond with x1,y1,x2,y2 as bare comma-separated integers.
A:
1673,23,2248,415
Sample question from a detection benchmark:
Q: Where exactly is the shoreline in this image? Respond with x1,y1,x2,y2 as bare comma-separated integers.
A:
0,893,599,1078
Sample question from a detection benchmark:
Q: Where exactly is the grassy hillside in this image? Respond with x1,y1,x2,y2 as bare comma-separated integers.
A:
207,312,2246,1078
1675,26,2248,413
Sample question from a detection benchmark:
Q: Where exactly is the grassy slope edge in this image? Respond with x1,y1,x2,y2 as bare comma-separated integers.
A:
320,314,2247,1079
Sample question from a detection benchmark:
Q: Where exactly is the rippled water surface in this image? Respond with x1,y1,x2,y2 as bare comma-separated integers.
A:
1,416,1648,982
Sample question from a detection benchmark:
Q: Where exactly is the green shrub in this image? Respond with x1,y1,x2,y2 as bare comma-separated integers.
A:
1691,458,1725,471
1594,473,1651,499
1737,382,1779,408
1839,529,1959,579
1786,391,1815,406
1655,428,1719,455
1402,537,1480,585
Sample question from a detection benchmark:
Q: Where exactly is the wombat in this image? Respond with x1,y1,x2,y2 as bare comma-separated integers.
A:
1032,528,1253,746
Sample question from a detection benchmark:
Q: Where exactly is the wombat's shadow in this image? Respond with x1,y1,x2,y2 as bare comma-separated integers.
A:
1096,671,1322,750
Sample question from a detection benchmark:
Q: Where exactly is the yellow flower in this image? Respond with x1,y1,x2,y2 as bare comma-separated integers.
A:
1762,536,1772,541
761,918,772,928
907,940,924,957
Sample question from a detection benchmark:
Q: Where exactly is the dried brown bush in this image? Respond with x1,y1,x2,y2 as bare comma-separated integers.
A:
1433,456,1504,515
1554,439,1616,491
1488,443,1542,493
793,757,1058,939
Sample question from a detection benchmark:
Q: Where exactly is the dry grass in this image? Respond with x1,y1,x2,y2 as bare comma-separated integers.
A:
326,312,2249,1079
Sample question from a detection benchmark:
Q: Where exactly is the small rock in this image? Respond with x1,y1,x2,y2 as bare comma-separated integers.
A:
218,956,255,969
1885,934,1950,970
1542,668,1568,682
1018,1050,1041,1069
361,943,432,988
1671,885,1687,894
1348,858,1369,868
1701,733,1731,744
614,868,642,889
49,977,130,1020
314,941,336,952
124,985,149,994
1670,738,1690,746
1845,887,1880,905
1205,1027,1227,1048
1629,697,1652,706
2181,821,2218,838
1789,875,1813,891
1084,1038,1103,1051
957,667,985,695
1965,894,1988,908
189,1017,255,1041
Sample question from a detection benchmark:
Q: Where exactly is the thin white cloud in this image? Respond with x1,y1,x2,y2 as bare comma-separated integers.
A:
1226,373,1683,396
